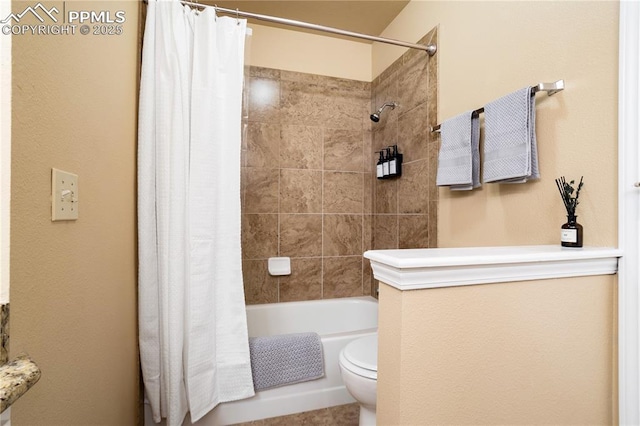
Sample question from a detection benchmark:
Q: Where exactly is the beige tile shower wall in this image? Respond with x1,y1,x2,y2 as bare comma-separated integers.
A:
241,66,373,304
370,28,438,294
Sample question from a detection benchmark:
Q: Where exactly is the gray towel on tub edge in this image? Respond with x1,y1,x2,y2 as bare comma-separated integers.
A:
249,332,325,391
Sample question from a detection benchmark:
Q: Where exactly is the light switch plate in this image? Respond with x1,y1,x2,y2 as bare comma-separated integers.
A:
52,168,78,221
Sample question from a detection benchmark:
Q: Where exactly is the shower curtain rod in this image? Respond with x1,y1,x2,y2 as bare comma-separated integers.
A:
177,0,437,55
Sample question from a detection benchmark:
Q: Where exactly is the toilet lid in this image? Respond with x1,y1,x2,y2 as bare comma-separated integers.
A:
343,334,378,372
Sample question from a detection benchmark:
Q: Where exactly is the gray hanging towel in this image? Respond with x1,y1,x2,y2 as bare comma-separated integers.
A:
249,332,325,391
483,87,540,183
436,110,481,190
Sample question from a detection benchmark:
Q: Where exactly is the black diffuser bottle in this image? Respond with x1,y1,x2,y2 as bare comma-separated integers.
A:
561,214,583,248
556,176,584,248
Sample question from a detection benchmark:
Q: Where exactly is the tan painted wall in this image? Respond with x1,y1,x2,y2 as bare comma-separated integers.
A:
9,1,140,424
378,275,617,425
374,1,619,248
248,23,372,82
374,3,619,424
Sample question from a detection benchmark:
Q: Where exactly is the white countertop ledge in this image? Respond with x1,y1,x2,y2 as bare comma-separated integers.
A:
364,245,623,291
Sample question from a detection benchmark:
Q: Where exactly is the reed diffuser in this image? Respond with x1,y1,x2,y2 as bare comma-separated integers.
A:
555,176,584,248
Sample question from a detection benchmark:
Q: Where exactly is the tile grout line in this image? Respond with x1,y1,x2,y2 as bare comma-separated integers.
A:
276,75,282,303
245,165,367,174
244,255,360,261
396,119,400,249
320,125,325,300
361,119,366,297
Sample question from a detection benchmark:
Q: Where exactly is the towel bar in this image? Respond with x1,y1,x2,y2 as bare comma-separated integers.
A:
431,80,565,133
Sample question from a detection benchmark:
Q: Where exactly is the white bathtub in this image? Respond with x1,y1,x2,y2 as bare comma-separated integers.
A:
198,296,378,425
143,296,378,425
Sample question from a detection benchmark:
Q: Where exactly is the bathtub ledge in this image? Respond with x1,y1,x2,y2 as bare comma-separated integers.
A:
0,354,41,413
364,245,622,290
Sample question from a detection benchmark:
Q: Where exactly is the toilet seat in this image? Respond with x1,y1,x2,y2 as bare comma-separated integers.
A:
340,335,378,380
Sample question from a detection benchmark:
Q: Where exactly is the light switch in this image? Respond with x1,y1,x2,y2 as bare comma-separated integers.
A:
51,168,78,221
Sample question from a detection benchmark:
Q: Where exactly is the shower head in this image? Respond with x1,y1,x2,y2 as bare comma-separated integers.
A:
370,102,398,123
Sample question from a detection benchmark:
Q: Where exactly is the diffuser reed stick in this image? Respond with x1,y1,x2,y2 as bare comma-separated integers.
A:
555,176,583,217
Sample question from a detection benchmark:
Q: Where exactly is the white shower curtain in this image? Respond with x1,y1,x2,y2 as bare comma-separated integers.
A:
138,1,254,425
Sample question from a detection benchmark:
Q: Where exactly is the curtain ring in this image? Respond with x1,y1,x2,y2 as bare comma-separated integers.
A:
213,4,217,20
236,8,240,25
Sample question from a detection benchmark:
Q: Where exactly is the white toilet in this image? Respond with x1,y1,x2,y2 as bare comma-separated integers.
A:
339,334,378,426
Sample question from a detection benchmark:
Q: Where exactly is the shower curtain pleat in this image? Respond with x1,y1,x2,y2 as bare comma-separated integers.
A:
138,1,254,425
